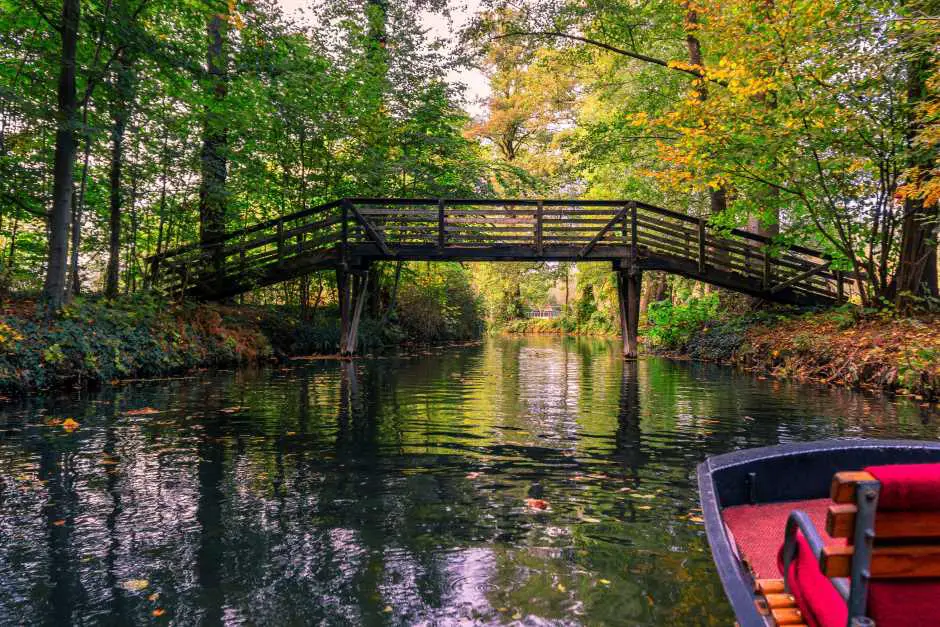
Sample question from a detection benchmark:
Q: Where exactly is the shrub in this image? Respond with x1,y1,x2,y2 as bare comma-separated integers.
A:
644,294,721,350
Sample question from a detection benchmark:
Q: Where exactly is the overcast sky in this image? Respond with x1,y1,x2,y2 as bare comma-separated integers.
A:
276,0,490,116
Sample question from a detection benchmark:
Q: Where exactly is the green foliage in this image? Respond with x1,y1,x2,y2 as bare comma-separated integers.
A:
396,263,484,343
644,294,720,350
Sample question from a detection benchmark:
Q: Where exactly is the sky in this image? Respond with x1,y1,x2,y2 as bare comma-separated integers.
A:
275,0,490,116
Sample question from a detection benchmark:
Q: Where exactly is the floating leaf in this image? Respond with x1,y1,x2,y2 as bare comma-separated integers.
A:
121,579,149,592
629,493,656,500
148,592,160,602
286,431,297,436
152,608,165,617
598,578,611,585
219,407,244,414
556,583,566,592
125,407,161,416
382,606,393,613
525,498,550,510
512,612,522,619
53,519,66,526
62,418,79,432
465,472,482,479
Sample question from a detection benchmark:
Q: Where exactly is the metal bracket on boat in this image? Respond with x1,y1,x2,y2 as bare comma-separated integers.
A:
847,479,880,624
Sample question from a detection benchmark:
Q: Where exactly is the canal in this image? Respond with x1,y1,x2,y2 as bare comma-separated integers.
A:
1,336,936,625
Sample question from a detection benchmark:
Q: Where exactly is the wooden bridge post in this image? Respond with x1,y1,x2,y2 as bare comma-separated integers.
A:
617,266,643,360
438,199,446,249
535,200,543,255
337,267,351,356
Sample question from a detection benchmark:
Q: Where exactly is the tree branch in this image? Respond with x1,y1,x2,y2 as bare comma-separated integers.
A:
494,30,727,86
27,0,60,32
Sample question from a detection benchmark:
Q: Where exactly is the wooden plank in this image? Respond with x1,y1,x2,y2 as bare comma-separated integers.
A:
830,471,877,503
822,544,940,578
755,579,785,595
771,608,804,625
827,504,940,539
765,593,797,609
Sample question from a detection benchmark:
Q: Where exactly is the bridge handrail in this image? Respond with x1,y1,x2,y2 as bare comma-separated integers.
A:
148,199,342,262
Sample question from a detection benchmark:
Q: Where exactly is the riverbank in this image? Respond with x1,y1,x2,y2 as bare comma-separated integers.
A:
0,294,476,397
651,305,940,401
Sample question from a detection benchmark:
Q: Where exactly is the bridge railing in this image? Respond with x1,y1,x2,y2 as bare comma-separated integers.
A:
148,197,859,304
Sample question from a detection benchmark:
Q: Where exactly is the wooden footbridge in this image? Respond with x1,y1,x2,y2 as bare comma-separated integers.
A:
147,198,859,357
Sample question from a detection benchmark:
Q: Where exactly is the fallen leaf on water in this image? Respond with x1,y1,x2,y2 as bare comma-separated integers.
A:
512,612,522,620
286,431,297,436
617,487,632,493
598,578,611,585
53,519,66,526
465,472,482,479
579,515,602,523
152,608,165,617
121,579,149,592
62,418,79,432
45,417,63,426
219,407,244,414
556,583,566,592
383,606,393,613
629,493,656,500
636,505,652,510
148,592,160,602
688,515,704,523
125,407,161,416
525,498,550,511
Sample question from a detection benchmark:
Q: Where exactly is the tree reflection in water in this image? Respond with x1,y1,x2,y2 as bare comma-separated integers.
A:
0,337,936,625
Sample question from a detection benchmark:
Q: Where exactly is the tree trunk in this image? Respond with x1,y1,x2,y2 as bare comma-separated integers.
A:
199,12,228,273
895,50,938,309
105,52,134,298
42,0,80,312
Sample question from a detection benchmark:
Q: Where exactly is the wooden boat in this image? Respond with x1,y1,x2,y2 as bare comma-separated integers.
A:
697,439,940,627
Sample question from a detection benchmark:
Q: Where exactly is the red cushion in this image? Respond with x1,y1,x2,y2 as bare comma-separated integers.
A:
865,463,940,511
777,532,848,627
868,580,940,627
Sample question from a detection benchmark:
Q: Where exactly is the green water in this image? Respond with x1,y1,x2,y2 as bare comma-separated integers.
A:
0,336,936,626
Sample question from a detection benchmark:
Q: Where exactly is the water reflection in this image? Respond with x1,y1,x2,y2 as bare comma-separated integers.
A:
0,336,936,625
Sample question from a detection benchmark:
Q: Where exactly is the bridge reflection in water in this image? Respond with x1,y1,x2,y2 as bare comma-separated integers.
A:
148,198,863,357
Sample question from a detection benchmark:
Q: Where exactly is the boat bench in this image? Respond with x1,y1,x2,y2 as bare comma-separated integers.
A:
758,464,940,627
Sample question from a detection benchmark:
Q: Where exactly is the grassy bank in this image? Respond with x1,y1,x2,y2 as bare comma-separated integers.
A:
0,294,479,397
645,297,940,401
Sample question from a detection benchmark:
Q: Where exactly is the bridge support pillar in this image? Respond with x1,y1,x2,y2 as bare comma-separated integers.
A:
617,267,642,360
338,267,370,356
337,267,351,355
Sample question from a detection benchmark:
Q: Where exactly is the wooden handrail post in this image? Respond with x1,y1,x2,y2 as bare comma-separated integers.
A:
630,201,638,254
341,199,350,262
698,218,707,274
535,200,543,255
276,219,284,264
836,270,844,301
763,245,772,290
438,199,446,249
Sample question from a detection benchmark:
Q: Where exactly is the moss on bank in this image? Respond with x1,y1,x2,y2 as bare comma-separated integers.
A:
0,294,475,397
647,303,940,401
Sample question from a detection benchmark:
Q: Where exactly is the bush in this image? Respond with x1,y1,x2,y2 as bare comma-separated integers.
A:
644,294,721,350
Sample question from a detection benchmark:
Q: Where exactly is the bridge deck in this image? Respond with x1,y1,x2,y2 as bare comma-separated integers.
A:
148,198,858,308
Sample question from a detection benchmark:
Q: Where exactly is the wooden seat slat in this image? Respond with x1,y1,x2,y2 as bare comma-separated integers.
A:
826,503,940,539
821,544,940,578
830,471,877,503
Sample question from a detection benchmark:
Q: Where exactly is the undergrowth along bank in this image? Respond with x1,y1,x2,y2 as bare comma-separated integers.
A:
0,293,481,397
645,296,939,401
